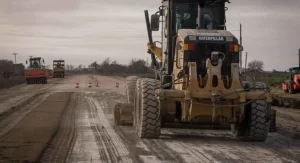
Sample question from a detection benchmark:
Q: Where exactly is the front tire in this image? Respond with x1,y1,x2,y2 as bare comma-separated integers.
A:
135,78,161,138
233,82,271,142
242,100,270,141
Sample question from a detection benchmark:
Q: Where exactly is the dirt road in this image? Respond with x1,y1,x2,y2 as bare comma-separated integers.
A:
0,75,300,163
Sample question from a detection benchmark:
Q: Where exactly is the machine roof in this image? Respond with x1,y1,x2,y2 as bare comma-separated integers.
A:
178,29,235,39
29,57,41,60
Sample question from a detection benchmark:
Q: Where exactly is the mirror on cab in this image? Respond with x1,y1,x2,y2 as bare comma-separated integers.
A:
43,59,45,63
151,14,160,31
239,45,244,51
26,60,28,64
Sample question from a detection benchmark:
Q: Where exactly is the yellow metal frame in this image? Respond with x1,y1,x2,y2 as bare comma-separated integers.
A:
155,36,272,124
147,43,162,61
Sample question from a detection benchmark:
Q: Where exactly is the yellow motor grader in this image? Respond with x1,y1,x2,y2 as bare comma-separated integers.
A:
53,60,65,78
114,0,276,141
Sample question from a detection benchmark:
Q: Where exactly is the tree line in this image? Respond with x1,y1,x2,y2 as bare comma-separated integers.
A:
0,57,270,77
0,60,25,76
65,57,154,77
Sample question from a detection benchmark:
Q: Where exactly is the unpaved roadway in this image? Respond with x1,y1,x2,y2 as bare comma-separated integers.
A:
0,75,300,163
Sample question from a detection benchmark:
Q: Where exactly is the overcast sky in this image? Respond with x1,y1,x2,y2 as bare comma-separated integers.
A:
0,0,299,71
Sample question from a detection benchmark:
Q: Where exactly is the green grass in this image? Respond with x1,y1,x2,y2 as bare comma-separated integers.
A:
252,74,287,88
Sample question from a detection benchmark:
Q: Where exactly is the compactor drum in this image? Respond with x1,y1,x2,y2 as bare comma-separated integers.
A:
114,0,276,142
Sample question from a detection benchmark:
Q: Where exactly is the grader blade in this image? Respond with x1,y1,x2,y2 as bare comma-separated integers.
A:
114,103,134,126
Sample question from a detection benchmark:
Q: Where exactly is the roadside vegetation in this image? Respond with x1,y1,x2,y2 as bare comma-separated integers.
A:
244,60,287,88
1,57,289,89
0,60,25,89
66,57,155,78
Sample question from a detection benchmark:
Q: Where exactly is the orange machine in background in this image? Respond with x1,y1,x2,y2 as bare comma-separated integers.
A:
282,67,300,93
24,57,48,84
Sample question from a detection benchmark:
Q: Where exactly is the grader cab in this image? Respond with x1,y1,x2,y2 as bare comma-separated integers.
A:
114,0,276,141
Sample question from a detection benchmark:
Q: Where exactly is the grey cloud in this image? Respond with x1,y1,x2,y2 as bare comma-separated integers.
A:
0,0,80,12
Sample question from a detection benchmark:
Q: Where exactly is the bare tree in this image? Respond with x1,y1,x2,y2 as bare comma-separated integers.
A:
248,60,264,72
90,61,99,69
65,64,70,71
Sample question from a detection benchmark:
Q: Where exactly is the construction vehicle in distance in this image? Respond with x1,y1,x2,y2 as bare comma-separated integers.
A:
53,60,65,78
114,0,276,141
282,67,300,94
24,57,48,84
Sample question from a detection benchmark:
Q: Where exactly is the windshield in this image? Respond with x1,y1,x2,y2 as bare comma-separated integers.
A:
174,3,224,32
29,59,41,68
291,68,300,75
54,62,65,68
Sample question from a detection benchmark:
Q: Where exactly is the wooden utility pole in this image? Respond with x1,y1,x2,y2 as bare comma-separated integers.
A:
245,52,248,70
239,23,243,68
12,53,18,74
12,53,18,64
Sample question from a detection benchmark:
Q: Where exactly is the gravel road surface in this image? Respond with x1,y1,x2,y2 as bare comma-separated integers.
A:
0,75,299,163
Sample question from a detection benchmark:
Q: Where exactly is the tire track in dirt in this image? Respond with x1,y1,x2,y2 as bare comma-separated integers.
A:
98,92,184,163
67,94,103,163
89,98,132,163
87,98,113,162
95,88,300,163
0,79,60,120
0,92,51,137
163,129,300,163
141,139,185,163
0,79,59,103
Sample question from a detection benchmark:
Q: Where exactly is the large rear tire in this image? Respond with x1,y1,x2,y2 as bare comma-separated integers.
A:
135,78,161,138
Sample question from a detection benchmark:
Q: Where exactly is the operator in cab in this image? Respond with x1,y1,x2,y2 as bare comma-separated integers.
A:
177,4,214,30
